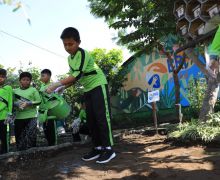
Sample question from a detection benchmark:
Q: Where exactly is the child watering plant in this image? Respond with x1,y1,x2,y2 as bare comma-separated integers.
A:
46,27,116,164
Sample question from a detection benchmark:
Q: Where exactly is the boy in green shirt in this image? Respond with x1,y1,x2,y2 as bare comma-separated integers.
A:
0,68,13,154
46,27,116,164
39,69,57,146
14,72,41,151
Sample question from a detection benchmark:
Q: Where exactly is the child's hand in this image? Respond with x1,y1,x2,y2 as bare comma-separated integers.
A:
4,113,15,125
46,82,62,94
54,85,65,94
14,101,21,107
19,101,32,109
45,86,55,94
72,118,81,134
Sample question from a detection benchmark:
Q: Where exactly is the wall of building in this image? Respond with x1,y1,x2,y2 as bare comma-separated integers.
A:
111,42,205,116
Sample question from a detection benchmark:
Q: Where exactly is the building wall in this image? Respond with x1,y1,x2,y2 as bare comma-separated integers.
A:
111,46,205,115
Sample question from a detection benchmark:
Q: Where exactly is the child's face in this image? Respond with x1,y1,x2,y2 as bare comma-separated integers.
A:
0,75,6,86
20,77,31,89
40,73,50,83
62,38,80,55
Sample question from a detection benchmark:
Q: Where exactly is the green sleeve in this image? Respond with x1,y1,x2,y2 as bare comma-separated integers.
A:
210,25,220,55
69,48,89,79
7,86,13,114
31,89,41,106
79,109,87,123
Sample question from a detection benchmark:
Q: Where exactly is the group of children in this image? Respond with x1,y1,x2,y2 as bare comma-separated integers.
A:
0,68,58,153
1,26,116,164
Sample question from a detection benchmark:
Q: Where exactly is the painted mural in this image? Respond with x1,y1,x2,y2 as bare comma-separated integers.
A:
112,35,205,114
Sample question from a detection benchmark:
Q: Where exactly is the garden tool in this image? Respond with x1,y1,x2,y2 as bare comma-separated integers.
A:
38,92,71,123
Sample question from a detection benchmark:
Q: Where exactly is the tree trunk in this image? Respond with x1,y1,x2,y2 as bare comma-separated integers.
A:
199,77,219,121
185,48,219,121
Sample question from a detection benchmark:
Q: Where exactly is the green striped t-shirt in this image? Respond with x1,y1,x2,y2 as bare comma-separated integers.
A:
68,48,107,92
14,87,41,120
0,85,13,121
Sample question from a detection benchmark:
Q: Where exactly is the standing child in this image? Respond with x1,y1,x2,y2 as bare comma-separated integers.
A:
0,68,13,154
14,72,41,151
46,27,116,164
39,69,57,146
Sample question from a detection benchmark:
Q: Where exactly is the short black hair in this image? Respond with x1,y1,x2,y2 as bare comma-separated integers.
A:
19,72,32,81
0,68,7,77
41,69,52,76
60,27,80,42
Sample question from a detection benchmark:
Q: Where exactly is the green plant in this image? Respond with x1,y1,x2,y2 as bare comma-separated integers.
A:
168,113,220,142
186,77,207,118
168,119,199,140
160,82,175,108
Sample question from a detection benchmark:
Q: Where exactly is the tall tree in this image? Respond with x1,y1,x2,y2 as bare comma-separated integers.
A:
88,0,175,53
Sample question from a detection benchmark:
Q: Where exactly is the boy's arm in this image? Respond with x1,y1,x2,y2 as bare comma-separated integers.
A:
69,49,89,80
46,49,89,93
60,76,76,86
7,86,13,114
46,76,76,93
32,89,42,105
21,88,41,108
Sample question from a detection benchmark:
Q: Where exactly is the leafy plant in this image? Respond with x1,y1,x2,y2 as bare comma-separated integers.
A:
186,77,207,118
88,0,176,53
168,113,220,142
160,81,175,108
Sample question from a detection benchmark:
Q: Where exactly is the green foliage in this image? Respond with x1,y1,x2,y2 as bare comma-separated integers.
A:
58,74,84,107
88,0,176,53
90,48,126,95
214,98,220,112
90,48,123,75
186,76,207,118
160,82,175,108
168,113,220,142
5,67,18,88
0,64,18,88
26,67,41,89
168,119,200,141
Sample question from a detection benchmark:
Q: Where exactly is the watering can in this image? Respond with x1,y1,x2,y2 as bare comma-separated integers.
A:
38,92,71,123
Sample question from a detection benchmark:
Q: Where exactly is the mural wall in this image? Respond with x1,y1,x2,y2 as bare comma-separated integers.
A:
112,37,205,114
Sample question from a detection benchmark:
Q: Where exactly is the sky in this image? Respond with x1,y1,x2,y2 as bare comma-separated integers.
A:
0,0,131,79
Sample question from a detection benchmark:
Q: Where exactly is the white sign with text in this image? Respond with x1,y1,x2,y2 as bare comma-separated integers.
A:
148,90,160,103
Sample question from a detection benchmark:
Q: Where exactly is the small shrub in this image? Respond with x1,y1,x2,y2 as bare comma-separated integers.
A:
168,113,220,142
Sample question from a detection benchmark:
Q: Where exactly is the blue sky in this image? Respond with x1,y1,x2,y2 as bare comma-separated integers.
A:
0,0,130,78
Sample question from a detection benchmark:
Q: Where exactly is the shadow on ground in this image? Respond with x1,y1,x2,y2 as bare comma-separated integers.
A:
0,134,220,180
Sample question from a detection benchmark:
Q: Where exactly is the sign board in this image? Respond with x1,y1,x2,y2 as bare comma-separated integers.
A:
148,90,160,103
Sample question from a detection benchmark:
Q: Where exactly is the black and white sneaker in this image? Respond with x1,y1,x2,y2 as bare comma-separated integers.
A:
96,149,116,164
82,148,102,161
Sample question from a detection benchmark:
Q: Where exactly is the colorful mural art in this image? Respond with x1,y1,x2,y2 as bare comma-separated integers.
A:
111,35,205,114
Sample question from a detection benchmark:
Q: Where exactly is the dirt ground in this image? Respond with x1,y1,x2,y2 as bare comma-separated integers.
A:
0,133,220,180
